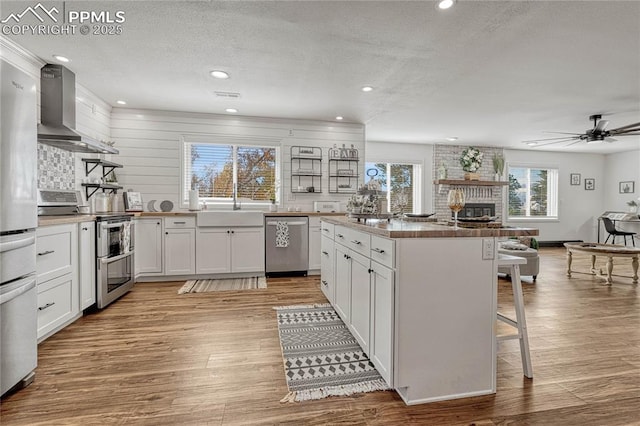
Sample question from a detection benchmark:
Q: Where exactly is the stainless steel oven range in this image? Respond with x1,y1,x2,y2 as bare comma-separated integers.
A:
96,214,134,308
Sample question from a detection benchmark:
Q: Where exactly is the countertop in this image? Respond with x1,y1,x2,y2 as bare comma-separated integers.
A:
38,215,98,226
319,216,539,239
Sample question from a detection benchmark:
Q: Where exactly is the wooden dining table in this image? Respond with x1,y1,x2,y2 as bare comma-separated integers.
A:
564,242,640,284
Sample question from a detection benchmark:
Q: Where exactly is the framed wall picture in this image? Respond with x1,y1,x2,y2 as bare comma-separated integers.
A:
619,181,635,194
584,178,595,190
570,173,581,185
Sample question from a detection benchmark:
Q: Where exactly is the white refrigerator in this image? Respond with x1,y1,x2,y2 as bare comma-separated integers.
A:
0,59,38,396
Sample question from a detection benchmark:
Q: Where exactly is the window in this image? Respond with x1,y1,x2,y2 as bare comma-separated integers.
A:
364,162,421,214
183,141,278,205
508,166,558,219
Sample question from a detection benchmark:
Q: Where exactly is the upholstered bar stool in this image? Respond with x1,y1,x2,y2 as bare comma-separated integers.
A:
497,254,533,378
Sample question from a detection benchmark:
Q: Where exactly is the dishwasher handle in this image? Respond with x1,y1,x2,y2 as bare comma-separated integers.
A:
266,221,308,226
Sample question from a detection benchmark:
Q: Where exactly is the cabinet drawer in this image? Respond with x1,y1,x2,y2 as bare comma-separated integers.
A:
36,226,74,283
371,236,395,269
309,216,321,227
320,221,335,239
37,275,74,339
164,216,196,229
339,226,371,257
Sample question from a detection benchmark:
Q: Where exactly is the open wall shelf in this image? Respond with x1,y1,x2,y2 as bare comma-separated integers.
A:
291,146,322,193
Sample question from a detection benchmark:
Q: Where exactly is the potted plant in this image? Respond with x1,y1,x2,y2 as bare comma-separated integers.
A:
492,153,505,181
627,200,638,213
459,147,483,180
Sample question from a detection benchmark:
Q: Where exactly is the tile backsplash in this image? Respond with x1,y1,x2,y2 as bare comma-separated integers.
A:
37,144,75,190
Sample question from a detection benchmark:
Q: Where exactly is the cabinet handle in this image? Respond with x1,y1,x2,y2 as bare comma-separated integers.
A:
322,228,329,232
231,230,235,234
321,280,328,286
165,232,168,235
227,230,230,234
368,268,374,274
336,234,344,238
344,254,351,260
82,227,88,231
351,240,361,245
37,250,55,256
157,222,160,225
322,251,329,256
38,302,55,311
372,248,385,254
173,221,186,225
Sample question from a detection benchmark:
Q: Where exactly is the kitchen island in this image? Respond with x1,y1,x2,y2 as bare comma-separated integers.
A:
319,216,538,405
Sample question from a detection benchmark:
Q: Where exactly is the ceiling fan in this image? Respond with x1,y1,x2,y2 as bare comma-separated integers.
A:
523,114,640,147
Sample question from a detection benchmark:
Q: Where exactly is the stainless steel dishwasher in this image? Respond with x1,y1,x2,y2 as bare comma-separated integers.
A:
265,216,309,276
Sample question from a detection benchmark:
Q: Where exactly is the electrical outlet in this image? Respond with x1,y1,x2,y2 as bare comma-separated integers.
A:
482,238,494,260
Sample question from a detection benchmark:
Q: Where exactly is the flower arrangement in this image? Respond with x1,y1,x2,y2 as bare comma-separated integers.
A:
460,147,484,172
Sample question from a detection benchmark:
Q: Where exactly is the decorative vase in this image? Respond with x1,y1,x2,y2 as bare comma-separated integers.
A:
464,172,480,181
494,173,501,181
269,203,277,212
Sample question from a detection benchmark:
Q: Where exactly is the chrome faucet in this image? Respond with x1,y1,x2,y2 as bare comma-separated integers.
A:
232,182,241,210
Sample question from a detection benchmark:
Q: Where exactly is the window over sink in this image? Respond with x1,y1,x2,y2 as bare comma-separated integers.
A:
182,140,280,207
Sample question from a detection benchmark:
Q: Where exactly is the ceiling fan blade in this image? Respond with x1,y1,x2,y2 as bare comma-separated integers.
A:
604,137,617,143
608,122,640,133
522,136,581,142
594,119,609,132
529,138,580,147
564,139,585,147
614,132,640,136
542,131,583,135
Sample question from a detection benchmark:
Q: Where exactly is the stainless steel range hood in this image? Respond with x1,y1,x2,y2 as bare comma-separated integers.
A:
37,64,117,154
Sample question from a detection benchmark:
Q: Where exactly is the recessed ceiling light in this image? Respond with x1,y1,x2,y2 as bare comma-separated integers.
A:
446,137,458,141
361,86,374,92
210,70,230,79
336,116,343,120
225,108,238,113
437,0,455,10
53,55,70,63
116,100,127,105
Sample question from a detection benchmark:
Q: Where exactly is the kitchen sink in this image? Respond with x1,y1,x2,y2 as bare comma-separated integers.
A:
196,211,264,227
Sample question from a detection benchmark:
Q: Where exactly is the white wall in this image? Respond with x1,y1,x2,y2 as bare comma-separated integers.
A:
603,149,640,241
365,141,433,213
111,109,365,212
504,149,606,242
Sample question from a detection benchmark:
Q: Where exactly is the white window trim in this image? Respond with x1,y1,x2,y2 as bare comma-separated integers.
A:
506,162,559,220
364,159,423,214
179,135,281,209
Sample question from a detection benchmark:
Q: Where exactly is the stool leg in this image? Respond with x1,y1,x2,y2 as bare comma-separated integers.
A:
510,264,533,378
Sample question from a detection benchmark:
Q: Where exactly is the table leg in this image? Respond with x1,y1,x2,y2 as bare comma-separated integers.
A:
566,250,573,277
606,256,614,285
632,256,638,284
590,255,597,274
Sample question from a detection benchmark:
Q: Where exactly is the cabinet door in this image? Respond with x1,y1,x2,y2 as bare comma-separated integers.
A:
78,222,96,309
134,218,163,275
349,251,371,355
334,244,351,324
164,229,196,275
370,261,394,386
230,227,265,273
308,219,322,271
196,228,231,274
320,235,335,303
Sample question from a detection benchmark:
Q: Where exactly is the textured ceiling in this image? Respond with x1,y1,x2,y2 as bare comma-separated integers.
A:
3,0,640,153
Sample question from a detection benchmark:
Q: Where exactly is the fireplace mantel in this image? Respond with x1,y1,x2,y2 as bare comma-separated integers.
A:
433,179,509,186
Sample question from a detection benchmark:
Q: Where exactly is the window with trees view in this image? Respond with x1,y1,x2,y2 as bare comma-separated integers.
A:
364,162,420,214
183,142,278,204
508,166,558,218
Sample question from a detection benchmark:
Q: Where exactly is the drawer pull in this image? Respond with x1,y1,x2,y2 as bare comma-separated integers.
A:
368,268,374,274
336,233,344,238
372,248,385,254
321,280,328,286
322,251,329,256
37,250,55,256
38,302,55,311
351,240,361,245
173,221,186,225
322,228,330,232
343,254,351,260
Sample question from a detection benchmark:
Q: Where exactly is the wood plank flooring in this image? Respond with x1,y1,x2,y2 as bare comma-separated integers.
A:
1,247,639,425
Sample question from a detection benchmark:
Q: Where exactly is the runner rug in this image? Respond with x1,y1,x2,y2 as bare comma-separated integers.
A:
178,277,267,294
274,303,390,402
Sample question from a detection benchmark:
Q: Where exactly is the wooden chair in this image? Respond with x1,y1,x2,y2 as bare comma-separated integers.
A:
602,217,636,246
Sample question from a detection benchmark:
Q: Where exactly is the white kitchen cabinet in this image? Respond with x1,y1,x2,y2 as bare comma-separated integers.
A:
134,218,163,275
334,243,351,324
196,227,264,274
320,235,335,303
78,221,96,310
369,260,394,385
308,217,322,272
164,228,196,275
36,224,80,342
196,228,231,274
348,250,371,355
230,227,264,273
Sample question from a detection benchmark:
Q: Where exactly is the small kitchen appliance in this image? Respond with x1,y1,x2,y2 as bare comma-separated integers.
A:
313,201,340,213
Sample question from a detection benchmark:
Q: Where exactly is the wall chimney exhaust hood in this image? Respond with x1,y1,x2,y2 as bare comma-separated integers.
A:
37,64,118,154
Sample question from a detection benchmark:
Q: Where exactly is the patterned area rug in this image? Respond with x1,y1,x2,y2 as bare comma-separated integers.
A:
178,277,267,294
274,303,390,402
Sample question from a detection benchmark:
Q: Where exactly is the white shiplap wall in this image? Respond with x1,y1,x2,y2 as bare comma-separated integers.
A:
111,109,365,211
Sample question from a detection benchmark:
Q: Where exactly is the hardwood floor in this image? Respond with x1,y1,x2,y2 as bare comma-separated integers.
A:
2,248,639,425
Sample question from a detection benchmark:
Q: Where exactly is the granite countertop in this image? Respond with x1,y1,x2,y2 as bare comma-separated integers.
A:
319,216,539,239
